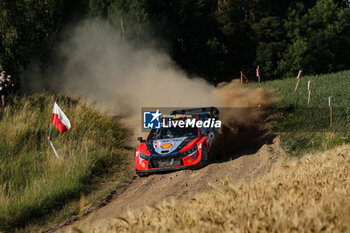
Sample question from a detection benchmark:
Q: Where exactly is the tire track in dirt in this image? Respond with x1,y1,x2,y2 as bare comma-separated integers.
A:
55,136,286,233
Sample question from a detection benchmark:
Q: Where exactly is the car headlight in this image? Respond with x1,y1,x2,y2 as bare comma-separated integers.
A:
139,152,150,160
179,146,197,157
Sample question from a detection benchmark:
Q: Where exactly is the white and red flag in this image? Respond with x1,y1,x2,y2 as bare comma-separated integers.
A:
51,102,71,134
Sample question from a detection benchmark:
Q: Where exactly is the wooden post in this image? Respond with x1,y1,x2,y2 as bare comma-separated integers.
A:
294,79,300,92
256,66,260,83
329,96,332,127
307,81,311,105
294,70,302,92
240,71,243,84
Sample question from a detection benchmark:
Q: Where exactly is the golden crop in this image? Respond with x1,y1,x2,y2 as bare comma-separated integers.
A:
94,145,350,233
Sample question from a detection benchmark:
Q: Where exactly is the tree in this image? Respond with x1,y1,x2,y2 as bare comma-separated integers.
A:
279,0,350,77
107,0,149,41
215,0,256,80
253,17,286,79
1,0,349,84
88,0,110,18
0,0,88,77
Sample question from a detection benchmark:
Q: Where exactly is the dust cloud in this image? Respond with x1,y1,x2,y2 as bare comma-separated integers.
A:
27,19,275,148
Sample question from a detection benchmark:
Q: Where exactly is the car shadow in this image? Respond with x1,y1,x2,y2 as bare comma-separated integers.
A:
209,123,276,164
210,134,277,164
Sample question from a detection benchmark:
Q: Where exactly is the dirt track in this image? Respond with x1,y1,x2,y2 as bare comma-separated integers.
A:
54,135,286,233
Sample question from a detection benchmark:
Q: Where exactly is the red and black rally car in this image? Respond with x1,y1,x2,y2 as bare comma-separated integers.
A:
135,107,219,177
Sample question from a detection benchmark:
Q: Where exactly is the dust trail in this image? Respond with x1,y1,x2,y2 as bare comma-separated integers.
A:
25,19,275,148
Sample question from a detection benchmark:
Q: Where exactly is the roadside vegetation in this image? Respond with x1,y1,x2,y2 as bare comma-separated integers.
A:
94,144,350,233
252,70,350,156
0,94,128,231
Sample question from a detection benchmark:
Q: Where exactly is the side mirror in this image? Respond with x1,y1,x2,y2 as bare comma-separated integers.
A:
137,137,145,142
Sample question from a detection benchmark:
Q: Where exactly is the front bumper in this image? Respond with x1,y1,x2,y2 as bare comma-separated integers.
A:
135,151,201,173
136,163,199,175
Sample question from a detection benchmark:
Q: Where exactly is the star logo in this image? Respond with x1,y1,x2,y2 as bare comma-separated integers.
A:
151,109,161,122
143,109,162,129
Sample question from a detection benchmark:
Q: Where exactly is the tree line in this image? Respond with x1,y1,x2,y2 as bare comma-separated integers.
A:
0,0,349,84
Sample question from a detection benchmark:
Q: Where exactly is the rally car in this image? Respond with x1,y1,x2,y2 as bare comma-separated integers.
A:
135,107,219,177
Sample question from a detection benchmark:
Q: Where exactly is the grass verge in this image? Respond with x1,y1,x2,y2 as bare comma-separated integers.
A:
0,93,129,231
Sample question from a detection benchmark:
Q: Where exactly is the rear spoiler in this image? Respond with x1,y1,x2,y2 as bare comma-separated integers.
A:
170,107,219,117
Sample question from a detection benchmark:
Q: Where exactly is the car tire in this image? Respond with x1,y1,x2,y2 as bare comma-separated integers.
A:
201,144,209,166
191,143,209,169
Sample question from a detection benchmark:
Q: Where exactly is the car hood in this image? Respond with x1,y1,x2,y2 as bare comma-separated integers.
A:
151,137,187,155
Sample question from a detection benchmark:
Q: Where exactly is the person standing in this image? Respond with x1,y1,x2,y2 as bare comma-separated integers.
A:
0,71,5,82
0,71,6,109
5,75,15,104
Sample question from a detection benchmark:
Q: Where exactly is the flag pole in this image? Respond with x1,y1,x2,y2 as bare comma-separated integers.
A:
48,103,59,158
48,124,52,144
307,80,311,105
49,140,60,158
48,124,59,158
47,101,71,158
329,96,332,127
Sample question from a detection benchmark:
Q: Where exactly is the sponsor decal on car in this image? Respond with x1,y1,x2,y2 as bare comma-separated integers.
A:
160,143,173,149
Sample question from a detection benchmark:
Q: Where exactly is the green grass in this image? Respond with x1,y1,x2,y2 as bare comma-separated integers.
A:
251,70,350,155
0,94,128,231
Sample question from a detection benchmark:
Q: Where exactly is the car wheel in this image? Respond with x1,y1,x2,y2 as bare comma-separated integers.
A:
201,144,209,166
191,143,209,169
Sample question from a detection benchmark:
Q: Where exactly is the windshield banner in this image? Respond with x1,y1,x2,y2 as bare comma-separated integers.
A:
142,107,221,131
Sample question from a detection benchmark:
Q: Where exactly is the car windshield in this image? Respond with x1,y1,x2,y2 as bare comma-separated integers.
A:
148,127,198,140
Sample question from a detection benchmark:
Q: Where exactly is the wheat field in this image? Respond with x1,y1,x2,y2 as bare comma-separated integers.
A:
92,145,350,233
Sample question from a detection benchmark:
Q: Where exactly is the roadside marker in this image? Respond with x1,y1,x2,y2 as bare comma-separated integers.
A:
294,70,302,92
329,96,332,127
240,71,243,84
307,81,311,105
241,72,249,83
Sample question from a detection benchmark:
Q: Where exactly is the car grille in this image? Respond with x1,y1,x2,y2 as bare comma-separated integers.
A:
150,156,183,168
